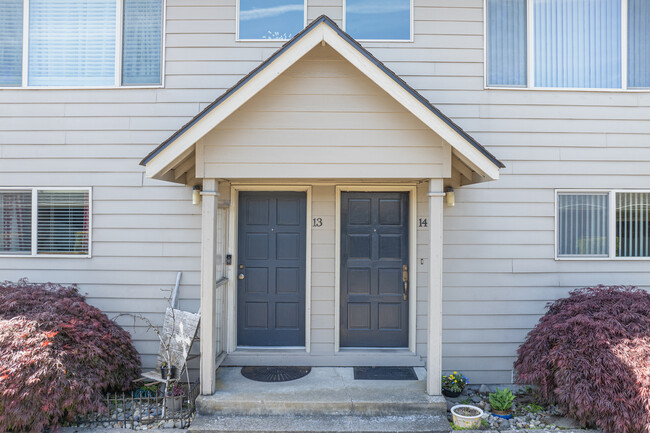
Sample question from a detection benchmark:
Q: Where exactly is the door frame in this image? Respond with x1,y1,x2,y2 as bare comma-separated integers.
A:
227,184,312,353
335,185,418,353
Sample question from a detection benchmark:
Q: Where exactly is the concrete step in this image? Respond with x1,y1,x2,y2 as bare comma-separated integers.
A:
189,414,451,433
197,367,447,417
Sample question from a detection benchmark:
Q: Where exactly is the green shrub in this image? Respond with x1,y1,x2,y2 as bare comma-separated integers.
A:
489,388,515,412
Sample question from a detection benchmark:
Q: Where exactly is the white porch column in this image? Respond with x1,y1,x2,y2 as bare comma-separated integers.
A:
200,179,219,395
427,179,444,396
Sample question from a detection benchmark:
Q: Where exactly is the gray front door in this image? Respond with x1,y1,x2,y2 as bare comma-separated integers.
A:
340,192,409,347
237,191,306,347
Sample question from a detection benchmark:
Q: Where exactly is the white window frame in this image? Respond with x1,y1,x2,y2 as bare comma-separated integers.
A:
484,0,650,92
3,0,166,90
555,189,650,260
236,0,308,42
0,187,92,258
342,0,414,43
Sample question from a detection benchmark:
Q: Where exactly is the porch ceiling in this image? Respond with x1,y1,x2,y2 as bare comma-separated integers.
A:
141,15,503,186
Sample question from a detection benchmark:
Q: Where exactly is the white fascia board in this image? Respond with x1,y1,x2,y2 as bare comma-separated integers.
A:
322,26,499,181
145,25,326,179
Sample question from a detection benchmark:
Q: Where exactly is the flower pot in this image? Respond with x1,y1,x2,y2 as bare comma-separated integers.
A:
442,389,462,398
451,405,484,429
170,365,177,379
160,366,168,379
165,395,183,413
492,410,513,419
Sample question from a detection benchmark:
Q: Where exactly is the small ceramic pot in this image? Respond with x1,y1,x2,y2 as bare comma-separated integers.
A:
451,405,484,429
492,410,513,419
160,366,168,379
170,365,177,379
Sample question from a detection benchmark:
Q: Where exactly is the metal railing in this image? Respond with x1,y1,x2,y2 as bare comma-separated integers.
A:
69,380,200,429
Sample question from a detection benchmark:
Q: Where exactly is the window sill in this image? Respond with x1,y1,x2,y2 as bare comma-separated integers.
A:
485,85,650,93
0,254,91,259
555,256,650,261
0,85,164,91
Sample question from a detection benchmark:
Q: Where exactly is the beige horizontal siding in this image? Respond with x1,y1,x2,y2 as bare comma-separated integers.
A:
2,0,650,383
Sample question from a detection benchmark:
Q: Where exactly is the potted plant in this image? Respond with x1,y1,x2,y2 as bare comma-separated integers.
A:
160,361,168,379
451,404,484,429
489,388,515,419
164,382,185,413
441,371,468,397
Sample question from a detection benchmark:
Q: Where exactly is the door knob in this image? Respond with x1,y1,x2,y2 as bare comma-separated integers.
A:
238,273,245,280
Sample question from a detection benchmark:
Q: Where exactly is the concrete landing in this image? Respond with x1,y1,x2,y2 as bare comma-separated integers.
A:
196,367,447,417
189,414,451,433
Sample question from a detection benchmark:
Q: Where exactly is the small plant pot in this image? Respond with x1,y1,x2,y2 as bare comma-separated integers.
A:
160,366,168,379
492,410,513,419
442,389,463,398
164,395,183,413
451,405,484,429
170,365,177,379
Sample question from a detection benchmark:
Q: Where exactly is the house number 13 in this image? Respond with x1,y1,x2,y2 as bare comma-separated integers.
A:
312,218,323,227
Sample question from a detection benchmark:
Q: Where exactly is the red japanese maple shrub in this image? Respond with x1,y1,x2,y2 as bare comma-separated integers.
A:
0,279,141,432
514,285,650,433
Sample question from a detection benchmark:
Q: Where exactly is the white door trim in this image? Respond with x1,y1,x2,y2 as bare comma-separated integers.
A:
227,184,313,353
334,185,418,353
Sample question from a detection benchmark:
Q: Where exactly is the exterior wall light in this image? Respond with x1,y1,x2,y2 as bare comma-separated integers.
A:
192,185,202,205
445,187,455,207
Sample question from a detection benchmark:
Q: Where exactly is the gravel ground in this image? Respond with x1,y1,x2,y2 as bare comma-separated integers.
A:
446,385,593,431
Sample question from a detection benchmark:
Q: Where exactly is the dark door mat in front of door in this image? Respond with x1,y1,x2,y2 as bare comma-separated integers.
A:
241,366,311,382
353,366,418,380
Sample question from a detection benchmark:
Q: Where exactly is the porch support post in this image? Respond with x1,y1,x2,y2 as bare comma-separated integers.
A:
427,178,444,396
200,179,219,395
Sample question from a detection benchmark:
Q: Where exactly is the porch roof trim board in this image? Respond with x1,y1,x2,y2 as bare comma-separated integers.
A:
140,15,504,181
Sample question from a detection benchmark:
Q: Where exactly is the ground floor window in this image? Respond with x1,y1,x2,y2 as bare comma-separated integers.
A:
0,188,91,256
557,190,650,259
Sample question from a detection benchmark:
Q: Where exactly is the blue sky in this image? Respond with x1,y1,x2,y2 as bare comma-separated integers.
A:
346,0,411,40
239,0,304,40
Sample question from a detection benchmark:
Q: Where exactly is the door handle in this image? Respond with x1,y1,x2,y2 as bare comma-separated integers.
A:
402,265,408,301
238,273,245,280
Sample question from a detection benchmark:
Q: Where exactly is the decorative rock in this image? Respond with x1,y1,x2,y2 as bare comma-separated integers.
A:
543,415,582,429
484,403,491,412
446,400,455,411
471,395,482,403
500,419,510,429
479,384,491,394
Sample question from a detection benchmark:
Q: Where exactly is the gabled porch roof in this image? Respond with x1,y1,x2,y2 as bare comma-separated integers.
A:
141,15,503,183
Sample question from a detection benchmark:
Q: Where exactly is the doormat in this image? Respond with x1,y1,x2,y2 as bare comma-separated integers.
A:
241,366,311,382
353,366,418,380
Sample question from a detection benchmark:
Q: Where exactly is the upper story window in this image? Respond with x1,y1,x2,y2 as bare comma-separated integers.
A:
557,191,650,259
487,0,650,90
0,188,91,257
0,0,163,88
238,0,306,41
344,0,412,41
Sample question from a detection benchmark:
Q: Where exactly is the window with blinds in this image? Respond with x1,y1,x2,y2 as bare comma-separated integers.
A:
557,193,609,257
0,188,91,256
557,191,650,259
486,0,650,90
0,190,32,255
37,190,90,255
616,192,650,258
0,0,162,87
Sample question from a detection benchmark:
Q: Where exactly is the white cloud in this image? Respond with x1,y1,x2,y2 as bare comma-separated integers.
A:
346,0,410,14
240,4,304,21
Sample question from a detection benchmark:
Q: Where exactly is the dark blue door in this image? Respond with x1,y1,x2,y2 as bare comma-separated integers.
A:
340,192,409,347
237,191,306,347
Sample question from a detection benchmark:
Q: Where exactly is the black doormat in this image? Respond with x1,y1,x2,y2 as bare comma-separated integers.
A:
353,366,418,380
241,366,311,382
